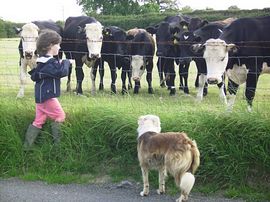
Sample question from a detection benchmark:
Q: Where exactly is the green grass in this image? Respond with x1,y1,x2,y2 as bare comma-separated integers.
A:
0,38,270,201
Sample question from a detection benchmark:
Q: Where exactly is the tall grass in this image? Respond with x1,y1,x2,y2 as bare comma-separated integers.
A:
0,38,270,201
0,94,269,199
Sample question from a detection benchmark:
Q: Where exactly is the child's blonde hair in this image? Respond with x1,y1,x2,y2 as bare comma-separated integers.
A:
36,29,61,56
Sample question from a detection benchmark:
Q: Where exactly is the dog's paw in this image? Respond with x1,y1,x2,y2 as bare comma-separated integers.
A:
157,189,165,195
140,191,148,196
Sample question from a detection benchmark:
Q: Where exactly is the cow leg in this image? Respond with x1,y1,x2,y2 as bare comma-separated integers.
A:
227,78,239,111
127,68,133,90
217,82,227,105
195,73,199,88
146,59,153,94
197,74,207,101
75,66,84,95
134,81,140,94
17,60,27,98
97,59,104,90
167,59,176,95
179,62,190,94
121,68,128,94
66,63,72,92
90,67,97,95
140,166,150,196
109,62,117,94
157,57,166,88
245,71,260,112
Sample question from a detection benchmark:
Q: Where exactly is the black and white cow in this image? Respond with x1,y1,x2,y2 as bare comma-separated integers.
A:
127,28,155,94
14,21,63,98
146,15,190,95
61,16,103,95
195,16,270,111
177,18,236,96
94,26,132,94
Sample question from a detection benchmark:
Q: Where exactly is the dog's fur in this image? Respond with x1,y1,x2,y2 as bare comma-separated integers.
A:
137,115,200,202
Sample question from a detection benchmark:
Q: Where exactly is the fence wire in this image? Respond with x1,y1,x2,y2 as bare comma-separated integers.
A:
0,38,269,105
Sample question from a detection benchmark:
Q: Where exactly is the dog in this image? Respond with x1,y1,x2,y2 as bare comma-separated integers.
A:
137,114,200,202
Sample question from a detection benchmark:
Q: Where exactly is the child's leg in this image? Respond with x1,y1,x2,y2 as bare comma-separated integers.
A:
32,103,48,128
44,98,65,123
24,103,47,150
43,98,65,144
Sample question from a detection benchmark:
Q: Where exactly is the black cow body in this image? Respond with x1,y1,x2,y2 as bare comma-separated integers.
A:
128,29,155,94
61,16,102,95
220,16,270,108
147,15,190,95
95,26,131,94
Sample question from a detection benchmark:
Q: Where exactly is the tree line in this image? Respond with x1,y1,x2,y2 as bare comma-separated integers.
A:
0,7,269,38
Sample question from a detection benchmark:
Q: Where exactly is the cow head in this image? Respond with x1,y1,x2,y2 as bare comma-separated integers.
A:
155,22,183,57
17,23,39,60
199,38,236,84
79,22,103,59
131,55,146,81
178,31,201,64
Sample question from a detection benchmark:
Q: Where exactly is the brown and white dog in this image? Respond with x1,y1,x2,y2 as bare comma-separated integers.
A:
137,115,200,202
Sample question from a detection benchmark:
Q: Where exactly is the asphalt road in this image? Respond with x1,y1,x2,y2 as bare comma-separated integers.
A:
0,178,246,202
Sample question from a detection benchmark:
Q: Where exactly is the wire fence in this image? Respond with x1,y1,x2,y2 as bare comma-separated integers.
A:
0,38,270,106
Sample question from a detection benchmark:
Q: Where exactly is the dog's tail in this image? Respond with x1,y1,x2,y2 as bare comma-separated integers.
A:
179,172,195,201
190,140,200,174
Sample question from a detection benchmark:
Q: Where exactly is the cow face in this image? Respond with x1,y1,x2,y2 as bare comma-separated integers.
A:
19,23,39,60
202,39,235,84
131,55,145,81
155,22,182,57
84,22,103,59
178,32,201,64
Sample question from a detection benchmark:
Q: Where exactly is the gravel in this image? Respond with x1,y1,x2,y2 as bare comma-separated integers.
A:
0,178,247,202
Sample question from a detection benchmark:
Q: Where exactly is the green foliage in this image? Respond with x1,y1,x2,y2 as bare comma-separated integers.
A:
0,94,269,200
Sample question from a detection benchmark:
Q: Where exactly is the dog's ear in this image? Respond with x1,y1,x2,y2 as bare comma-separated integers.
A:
138,115,145,126
152,116,161,132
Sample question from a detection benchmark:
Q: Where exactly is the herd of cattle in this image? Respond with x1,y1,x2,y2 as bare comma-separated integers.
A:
14,14,270,111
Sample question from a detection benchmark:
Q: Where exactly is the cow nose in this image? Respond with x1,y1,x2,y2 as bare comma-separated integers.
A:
90,53,100,59
24,51,33,59
207,78,218,85
132,76,140,81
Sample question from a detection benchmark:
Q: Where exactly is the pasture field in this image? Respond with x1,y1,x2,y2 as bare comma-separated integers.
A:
0,38,270,201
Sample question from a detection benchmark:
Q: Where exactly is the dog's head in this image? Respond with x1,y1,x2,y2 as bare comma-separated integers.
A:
137,114,161,138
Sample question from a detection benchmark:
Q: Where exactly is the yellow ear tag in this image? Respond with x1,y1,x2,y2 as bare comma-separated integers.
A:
173,39,178,45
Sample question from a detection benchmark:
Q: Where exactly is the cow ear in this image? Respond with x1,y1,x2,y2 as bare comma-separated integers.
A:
201,20,209,27
102,27,111,36
180,21,189,30
77,26,84,33
13,27,22,34
146,26,157,35
226,43,237,53
191,43,205,54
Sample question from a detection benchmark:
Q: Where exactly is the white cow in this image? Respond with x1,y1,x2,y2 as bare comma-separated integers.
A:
16,23,39,98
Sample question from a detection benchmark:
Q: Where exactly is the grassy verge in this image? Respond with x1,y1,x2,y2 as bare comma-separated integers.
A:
0,93,269,202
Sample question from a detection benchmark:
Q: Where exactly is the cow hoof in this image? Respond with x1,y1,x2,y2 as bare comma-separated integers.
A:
160,83,166,88
170,88,176,96
122,89,128,95
99,84,104,90
148,88,154,94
